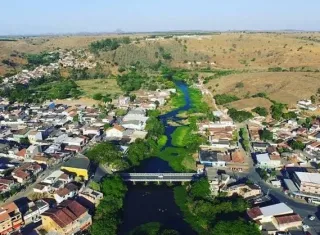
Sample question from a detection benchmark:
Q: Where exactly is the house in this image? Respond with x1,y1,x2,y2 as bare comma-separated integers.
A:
252,142,270,152
292,172,320,195
121,120,145,131
27,130,43,144
206,167,231,195
256,153,282,169
82,126,101,136
266,146,280,158
33,183,51,193
23,199,49,225
247,203,302,232
78,188,103,207
210,139,231,149
41,200,92,235
118,96,130,107
199,149,227,167
26,145,41,158
0,202,24,234
42,170,66,185
54,188,74,204
105,125,124,139
61,156,90,180
224,183,262,199
0,178,16,193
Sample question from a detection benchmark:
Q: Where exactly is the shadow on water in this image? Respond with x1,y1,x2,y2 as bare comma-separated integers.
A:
118,81,197,234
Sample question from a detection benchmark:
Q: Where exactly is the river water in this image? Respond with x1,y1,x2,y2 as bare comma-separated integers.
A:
118,81,197,234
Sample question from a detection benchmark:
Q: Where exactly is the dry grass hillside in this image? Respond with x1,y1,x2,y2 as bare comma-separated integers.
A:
184,33,320,70
206,72,320,107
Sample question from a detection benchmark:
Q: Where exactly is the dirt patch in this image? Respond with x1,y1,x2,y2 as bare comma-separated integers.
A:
227,97,273,111
54,97,100,107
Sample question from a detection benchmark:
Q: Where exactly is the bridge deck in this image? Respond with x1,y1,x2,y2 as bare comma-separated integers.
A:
120,173,200,182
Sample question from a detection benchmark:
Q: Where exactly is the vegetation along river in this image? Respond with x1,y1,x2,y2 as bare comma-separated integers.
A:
118,81,197,234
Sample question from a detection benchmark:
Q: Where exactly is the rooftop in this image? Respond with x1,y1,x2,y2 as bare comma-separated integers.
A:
274,213,302,225
295,172,320,185
63,156,90,170
260,203,293,217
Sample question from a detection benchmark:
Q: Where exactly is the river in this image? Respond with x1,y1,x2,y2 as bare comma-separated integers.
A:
118,81,197,234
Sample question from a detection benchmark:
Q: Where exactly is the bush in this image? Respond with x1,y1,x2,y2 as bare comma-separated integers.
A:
235,82,244,88
228,108,253,122
268,67,283,72
252,92,268,98
252,107,268,116
214,94,240,105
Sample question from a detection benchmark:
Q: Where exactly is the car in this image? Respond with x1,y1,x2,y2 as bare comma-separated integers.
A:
309,215,316,221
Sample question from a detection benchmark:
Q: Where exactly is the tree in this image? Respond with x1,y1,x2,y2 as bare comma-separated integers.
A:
252,107,268,116
189,178,211,200
212,220,260,235
311,95,316,104
90,176,127,235
259,128,273,141
145,116,165,138
228,108,253,123
73,114,79,122
127,139,150,166
290,140,305,150
93,93,103,100
86,142,122,165
271,102,286,120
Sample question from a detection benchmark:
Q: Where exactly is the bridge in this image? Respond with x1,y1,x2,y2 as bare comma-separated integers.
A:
120,173,200,183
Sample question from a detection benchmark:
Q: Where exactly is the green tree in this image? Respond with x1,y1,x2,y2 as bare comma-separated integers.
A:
93,93,103,100
189,178,211,200
86,142,122,165
259,128,273,141
145,116,165,138
290,140,305,150
252,107,268,116
212,220,260,235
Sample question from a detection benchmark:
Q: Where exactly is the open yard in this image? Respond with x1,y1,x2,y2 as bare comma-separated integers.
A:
206,72,320,108
76,79,122,98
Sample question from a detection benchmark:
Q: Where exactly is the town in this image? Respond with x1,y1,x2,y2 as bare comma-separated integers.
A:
0,54,320,234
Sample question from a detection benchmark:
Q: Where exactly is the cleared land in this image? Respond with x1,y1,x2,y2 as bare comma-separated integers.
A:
206,72,320,108
227,97,273,111
75,79,122,98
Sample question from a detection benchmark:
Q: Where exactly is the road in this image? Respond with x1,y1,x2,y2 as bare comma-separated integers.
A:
245,169,320,235
2,161,64,205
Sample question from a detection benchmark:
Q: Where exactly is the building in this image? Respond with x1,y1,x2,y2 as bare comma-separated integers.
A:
61,156,90,180
0,202,23,234
23,200,49,225
199,149,227,167
78,188,103,207
293,172,320,195
256,153,282,169
252,142,270,152
41,200,92,235
224,184,261,199
247,203,302,232
105,125,124,139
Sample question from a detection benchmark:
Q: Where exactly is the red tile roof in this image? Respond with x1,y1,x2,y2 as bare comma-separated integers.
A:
16,148,27,158
56,188,70,197
42,200,87,228
247,207,263,219
274,213,302,225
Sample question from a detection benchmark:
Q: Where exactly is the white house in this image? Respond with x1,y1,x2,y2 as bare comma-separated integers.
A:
122,120,145,131
54,188,75,204
105,125,124,139
24,200,49,225
82,126,101,136
256,153,282,169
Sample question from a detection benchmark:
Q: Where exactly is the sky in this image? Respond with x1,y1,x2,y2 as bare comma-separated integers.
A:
1,0,320,35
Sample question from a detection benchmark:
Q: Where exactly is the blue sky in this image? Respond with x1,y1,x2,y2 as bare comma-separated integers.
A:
1,0,320,35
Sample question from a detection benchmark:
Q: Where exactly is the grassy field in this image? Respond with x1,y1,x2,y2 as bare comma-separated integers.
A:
75,78,122,98
206,72,320,108
158,147,195,172
171,126,191,147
